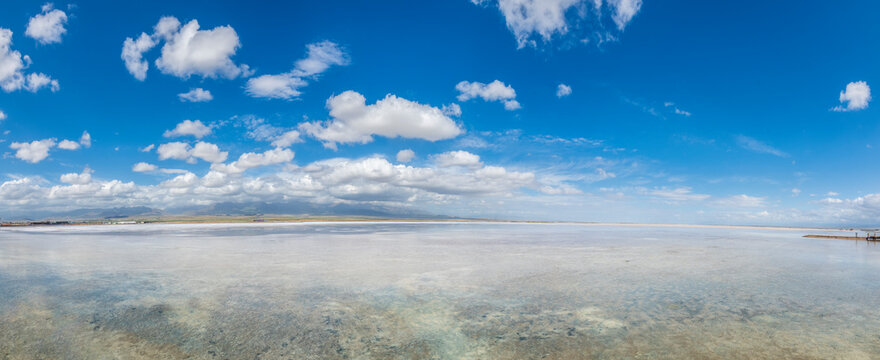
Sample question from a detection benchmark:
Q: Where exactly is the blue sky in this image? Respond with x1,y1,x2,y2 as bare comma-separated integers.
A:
1,0,879,225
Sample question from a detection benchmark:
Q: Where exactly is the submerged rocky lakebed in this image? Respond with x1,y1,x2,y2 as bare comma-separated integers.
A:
1,222,878,359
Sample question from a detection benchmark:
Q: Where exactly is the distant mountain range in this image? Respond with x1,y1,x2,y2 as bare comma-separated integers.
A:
0,201,452,222
0,206,162,222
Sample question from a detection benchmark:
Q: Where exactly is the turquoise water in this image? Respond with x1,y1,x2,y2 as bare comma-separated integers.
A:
1,223,878,359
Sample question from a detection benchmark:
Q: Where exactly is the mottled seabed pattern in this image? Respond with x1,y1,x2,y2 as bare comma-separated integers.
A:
1,223,879,359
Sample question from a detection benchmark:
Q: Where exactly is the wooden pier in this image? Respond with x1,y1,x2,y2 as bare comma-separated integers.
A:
804,234,880,241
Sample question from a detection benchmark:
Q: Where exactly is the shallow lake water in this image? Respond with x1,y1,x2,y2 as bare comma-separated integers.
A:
0,222,878,359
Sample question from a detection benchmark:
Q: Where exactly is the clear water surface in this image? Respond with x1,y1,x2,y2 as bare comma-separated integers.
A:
0,222,878,359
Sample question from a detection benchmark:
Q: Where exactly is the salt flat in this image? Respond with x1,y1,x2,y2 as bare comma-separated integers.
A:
1,222,878,359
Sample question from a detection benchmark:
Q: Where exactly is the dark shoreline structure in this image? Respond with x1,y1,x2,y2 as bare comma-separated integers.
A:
804,234,880,241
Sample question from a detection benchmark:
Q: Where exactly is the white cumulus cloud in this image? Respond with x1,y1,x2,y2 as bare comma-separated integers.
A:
190,141,228,163
163,119,211,139
121,16,250,81
0,149,591,219
503,99,521,110
121,33,156,81
556,83,572,97
9,138,56,163
477,0,581,48
156,141,227,164
306,156,537,199
132,162,158,172
473,0,642,48
820,197,843,204
396,149,415,163
271,130,303,148
25,3,68,45
456,80,520,110
57,139,80,150
60,167,93,185
178,88,213,102
162,172,198,188
299,91,463,150
245,74,307,99
23,73,59,92
0,28,59,93
47,179,136,201
157,142,192,161
832,81,871,112
433,150,483,168
156,18,249,79
210,148,295,174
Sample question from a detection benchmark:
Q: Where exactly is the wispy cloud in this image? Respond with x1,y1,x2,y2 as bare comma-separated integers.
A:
647,187,710,202
623,97,664,119
627,99,693,119
663,102,691,116
672,134,715,146
735,135,788,157
245,41,349,100
712,194,766,208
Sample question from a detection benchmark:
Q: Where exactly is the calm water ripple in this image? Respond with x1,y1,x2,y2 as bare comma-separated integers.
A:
1,223,878,359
